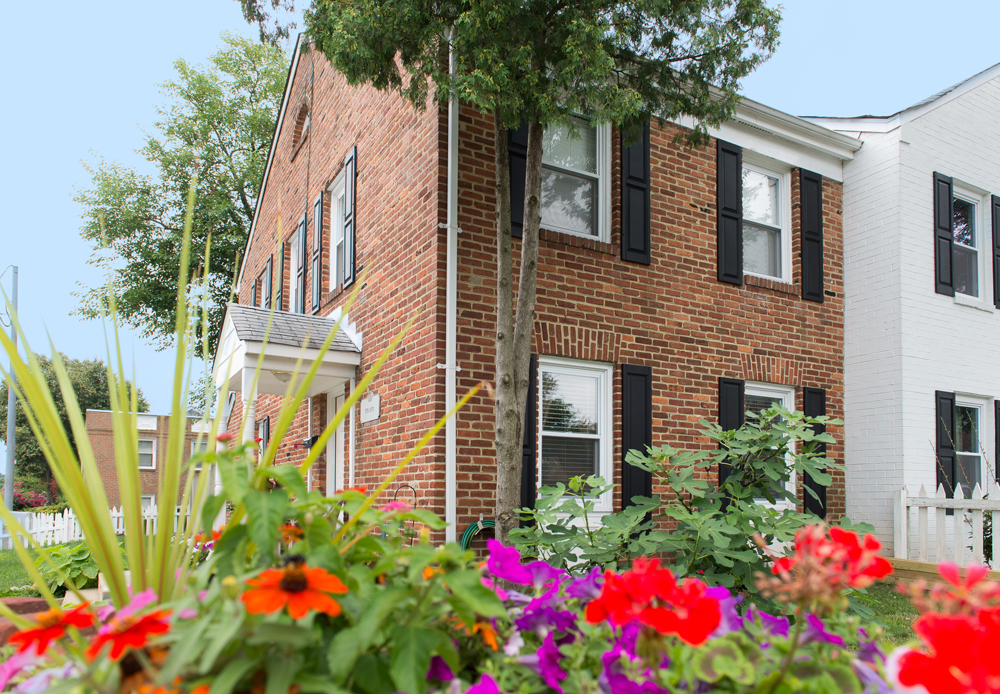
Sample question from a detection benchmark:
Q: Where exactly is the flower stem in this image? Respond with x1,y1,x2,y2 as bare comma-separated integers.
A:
767,612,804,694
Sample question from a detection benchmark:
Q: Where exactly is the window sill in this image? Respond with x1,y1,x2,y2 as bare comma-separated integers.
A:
539,227,615,256
953,292,995,313
743,274,799,296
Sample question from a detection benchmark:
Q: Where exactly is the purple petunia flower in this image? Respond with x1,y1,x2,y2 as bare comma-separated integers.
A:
0,647,40,691
481,577,509,601
525,560,566,589
486,539,532,585
853,659,893,694
801,614,845,647
466,673,499,694
742,606,790,638
565,566,604,600
598,644,670,694
536,632,571,693
705,586,743,638
427,655,455,682
857,628,885,665
504,629,525,656
514,603,577,636
13,663,77,694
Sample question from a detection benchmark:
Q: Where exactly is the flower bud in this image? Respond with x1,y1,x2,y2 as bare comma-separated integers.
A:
420,527,431,545
222,575,239,600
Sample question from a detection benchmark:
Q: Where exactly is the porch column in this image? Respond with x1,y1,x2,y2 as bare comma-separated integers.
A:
242,370,258,452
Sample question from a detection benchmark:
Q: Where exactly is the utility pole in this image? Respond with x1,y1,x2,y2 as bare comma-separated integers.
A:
4,266,17,511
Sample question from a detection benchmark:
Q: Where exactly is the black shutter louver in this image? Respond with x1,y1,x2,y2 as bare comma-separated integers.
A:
343,147,357,287
263,256,272,309
992,195,1000,309
934,172,955,296
717,140,743,285
718,377,745,485
800,170,825,302
621,123,651,265
275,243,285,311
312,193,323,313
936,390,956,496
622,365,653,508
296,216,307,313
509,121,529,239
519,354,538,521
250,279,257,307
802,387,827,518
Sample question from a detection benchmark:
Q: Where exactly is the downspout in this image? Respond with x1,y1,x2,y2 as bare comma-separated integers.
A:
444,28,460,543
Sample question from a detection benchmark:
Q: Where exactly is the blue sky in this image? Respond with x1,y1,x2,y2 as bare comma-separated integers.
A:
0,0,997,464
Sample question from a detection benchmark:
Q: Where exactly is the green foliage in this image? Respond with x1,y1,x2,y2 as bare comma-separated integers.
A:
513,405,846,600
0,548,37,598
73,33,287,353
34,538,128,594
0,354,148,501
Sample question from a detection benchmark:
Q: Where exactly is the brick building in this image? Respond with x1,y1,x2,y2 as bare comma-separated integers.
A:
85,410,208,509
212,36,862,543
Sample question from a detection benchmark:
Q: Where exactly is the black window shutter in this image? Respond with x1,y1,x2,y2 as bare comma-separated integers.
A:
800,170,825,302
344,147,357,287
621,123,651,265
312,193,323,313
934,172,955,296
622,365,653,508
936,390,956,496
718,377,745,485
717,140,743,285
802,387,827,517
508,121,529,239
276,243,284,311
519,354,538,520
992,195,1000,309
264,256,272,309
250,278,257,307
297,216,307,313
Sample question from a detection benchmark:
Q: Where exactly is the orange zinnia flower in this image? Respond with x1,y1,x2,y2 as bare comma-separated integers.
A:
8,604,94,654
241,556,348,620
87,610,172,661
280,524,303,544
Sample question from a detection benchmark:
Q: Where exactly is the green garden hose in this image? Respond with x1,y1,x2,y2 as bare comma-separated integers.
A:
460,518,495,550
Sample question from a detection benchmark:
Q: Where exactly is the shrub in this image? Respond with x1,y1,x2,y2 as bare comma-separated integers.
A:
0,481,49,510
33,537,128,594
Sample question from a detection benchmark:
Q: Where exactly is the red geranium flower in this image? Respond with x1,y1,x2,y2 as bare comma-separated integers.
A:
8,604,94,654
242,556,348,620
896,607,1000,694
585,557,721,646
771,524,892,588
87,609,172,661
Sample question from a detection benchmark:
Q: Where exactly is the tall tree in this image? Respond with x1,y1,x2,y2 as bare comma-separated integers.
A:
0,355,150,502
238,0,780,544
74,33,287,354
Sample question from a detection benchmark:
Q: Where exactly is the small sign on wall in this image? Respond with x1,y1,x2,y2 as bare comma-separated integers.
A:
360,393,380,424
136,415,157,431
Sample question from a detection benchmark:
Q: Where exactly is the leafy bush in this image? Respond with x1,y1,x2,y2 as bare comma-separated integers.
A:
30,502,69,515
513,405,853,601
0,481,49,510
33,538,127,594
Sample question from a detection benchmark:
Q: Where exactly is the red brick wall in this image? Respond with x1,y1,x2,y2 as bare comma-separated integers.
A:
85,410,203,509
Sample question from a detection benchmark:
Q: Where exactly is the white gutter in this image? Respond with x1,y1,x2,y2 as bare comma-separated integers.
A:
443,30,459,543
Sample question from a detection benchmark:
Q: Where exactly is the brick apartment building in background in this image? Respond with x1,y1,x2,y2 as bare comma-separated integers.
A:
212,35,862,544
85,409,209,509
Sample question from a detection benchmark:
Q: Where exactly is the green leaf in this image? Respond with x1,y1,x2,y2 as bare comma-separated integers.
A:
295,674,353,694
446,569,506,618
690,638,755,685
202,494,226,534
267,653,304,694
354,654,396,694
211,658,257,694
246,623,318,648
327,626,364,684
398,509,447,530
244,489,289,563
306,514,334,550
355,588,410,646
212,524,248,579
199,607,245,674
269,464,309,499
217,457,251,505
389,626,437,694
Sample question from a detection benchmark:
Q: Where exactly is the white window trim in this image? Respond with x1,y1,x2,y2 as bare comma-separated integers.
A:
191,440,207,470
138,438,156,470
744,381,796,509
955,394,989,496
289,228,303,313
327,170,347,292
537,356,614,514
141,495,155,509
951,182,991,309
539,121,612,244
741,154,792,284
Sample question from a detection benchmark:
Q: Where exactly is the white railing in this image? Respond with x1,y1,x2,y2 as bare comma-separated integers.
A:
894,483,1000,566
0,505,190,549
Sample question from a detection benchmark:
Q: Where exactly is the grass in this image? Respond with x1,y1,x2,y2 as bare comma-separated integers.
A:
0,548,39,599
862,580,919,645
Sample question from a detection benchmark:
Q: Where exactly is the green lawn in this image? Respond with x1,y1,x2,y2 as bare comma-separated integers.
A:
0,548,38,598
862,580,919,645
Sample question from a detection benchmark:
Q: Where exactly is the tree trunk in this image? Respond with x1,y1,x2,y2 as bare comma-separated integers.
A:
494,115,544,545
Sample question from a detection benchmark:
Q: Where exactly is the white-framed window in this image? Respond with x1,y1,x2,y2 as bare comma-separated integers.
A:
138,438,156,470
540,117,611,241
259,256,272,309
955,398,984,496
329,171,347,290
289,225,305,313
741,156,791,282
952,186,982,298
191,440,208,471
141,495,155,510
537,357,613,512
744,382,796,507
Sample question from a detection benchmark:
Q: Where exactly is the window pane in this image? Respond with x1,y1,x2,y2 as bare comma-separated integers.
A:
957,455,981,496
953,198,976,247
742,169,779,226
540,169,596,236
541,436,599,487
743,221,781,278
542,117,597,173
955,406,980,453
141,496,154,509
138,440,154,454
746,394,781,416
542,371,598,434
954,245,978,297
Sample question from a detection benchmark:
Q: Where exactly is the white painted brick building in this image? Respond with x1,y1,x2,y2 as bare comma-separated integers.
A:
809,64,1000,555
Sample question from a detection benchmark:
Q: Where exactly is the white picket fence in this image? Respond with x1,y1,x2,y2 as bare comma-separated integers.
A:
894,483,1000,566
0,505,191,549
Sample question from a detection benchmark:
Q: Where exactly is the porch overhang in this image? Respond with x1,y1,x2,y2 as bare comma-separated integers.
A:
212,303,362,398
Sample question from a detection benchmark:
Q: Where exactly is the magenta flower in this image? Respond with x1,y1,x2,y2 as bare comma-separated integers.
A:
565,566,603,600
706,586,743,638
482,577,509,601
466,673,499,694
515,603,577,636
743,606,790,638
0,646,40,690
380,500,411,514
486,539,532,585
536,632,571,693
599,645,670,694
801,614,845,647
525,560,565,589
426,655,455,682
